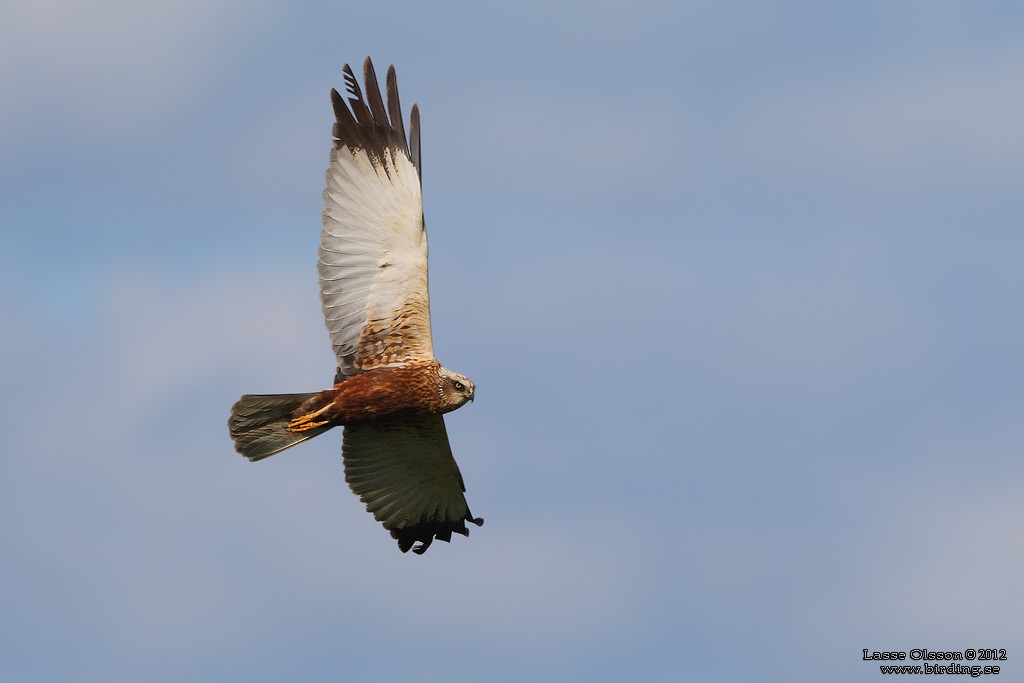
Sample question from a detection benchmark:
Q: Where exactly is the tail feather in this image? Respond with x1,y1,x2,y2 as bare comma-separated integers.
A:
228,393,332,461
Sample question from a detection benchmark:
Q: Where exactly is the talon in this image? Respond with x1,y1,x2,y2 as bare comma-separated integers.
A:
287,406,331,432
289,418,329,432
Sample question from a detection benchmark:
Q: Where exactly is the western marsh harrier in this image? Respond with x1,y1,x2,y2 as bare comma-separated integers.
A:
228,58,481,554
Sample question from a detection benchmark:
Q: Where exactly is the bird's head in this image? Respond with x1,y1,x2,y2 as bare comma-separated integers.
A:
438,367,475,412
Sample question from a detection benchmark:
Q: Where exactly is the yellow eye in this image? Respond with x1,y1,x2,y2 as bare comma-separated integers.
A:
453,380,465,391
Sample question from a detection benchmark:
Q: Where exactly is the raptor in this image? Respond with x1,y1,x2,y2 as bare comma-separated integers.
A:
228,58,481,554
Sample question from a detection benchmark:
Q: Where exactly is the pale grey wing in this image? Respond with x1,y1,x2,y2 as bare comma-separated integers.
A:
342,414,483,554
320,58,433,381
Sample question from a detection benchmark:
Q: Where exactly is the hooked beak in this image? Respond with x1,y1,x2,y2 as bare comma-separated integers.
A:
468,388,475,402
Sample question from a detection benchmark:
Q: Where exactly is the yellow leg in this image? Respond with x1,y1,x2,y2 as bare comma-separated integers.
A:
287,405,331,432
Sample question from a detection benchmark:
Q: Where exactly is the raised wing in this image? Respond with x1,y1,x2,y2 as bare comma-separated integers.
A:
342,414,483,554
320,58,433,381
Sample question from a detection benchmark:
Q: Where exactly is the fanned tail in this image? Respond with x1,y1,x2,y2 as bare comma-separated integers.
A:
228,393,331,461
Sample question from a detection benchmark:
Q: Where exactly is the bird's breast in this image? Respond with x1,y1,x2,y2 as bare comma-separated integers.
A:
326,361,442,423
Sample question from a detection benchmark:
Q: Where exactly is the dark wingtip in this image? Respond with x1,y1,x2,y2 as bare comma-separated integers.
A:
342,63,361,100
330,57,418,178
409,102,421,181
390,511,483,555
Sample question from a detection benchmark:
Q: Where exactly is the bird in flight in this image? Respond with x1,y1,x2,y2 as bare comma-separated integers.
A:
228,57,482,554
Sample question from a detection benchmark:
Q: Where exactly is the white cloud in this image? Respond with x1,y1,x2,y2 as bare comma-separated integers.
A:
738,44,1024,177
0,0,261,144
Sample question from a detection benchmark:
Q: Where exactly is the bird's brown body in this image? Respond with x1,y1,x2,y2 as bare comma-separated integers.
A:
291,360,452,427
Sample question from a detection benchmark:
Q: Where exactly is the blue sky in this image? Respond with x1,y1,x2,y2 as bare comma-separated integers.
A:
2,2,1023,681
